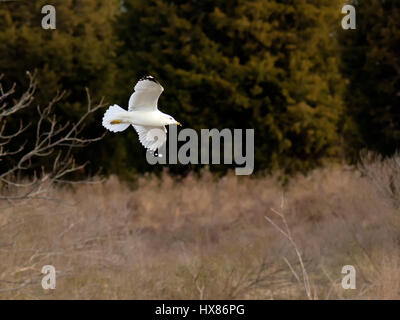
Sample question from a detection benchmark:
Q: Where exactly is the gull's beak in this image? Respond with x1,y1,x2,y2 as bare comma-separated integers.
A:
176,121,182,126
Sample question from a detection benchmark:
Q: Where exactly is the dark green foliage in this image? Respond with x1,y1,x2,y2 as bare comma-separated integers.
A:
1,0,397,177
340,0,400,159
118,0,345,173
0,0,121,173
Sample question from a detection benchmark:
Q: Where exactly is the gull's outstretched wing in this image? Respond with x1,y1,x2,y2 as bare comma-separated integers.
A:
132,125,167,151
128,76,164,111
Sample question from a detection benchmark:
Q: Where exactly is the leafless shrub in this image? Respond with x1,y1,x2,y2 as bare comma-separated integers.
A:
359,151,400,208
0,115,399,299
0,72,106,204
0,162,398,299
265,195,313,300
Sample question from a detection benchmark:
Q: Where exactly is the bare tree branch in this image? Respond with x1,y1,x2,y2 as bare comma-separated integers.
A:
0,72,107,204
265,194,313,300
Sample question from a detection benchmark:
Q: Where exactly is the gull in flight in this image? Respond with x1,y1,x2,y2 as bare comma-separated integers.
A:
102,75,181,157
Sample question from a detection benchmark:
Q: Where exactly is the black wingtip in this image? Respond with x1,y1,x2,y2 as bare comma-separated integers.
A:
139,75,159,84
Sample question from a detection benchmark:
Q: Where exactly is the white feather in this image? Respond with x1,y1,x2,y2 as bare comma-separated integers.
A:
102,104,130,132
133,125,167,151
128,76,164,111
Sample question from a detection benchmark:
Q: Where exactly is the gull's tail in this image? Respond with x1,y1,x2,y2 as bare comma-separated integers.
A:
102,104,130,132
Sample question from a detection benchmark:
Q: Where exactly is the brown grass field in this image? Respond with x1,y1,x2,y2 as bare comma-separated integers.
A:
0,154,399,299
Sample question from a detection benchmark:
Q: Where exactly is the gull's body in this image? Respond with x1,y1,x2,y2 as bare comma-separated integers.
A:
102,75,181,153
110,109,172,127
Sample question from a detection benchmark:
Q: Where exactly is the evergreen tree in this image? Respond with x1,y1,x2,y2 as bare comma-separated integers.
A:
0,0,123,174
117,0,345,173
340,0,400,158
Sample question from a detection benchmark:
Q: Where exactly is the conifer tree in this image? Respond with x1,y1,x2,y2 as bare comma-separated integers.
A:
340,0,400,158
0,0,122,173
118,0,345,172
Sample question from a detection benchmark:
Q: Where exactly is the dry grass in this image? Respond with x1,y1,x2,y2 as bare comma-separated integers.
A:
0,155,399,299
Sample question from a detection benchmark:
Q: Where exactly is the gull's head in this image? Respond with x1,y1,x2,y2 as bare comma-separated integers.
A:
164,114,182,126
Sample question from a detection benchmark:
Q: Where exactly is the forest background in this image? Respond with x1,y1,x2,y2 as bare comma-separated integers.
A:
1,0,398,178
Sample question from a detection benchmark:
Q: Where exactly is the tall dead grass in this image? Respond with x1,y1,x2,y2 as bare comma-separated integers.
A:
0,155,399,299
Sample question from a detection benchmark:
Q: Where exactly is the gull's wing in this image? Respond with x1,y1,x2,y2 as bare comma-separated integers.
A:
128,76,164,111
133,125,167,151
